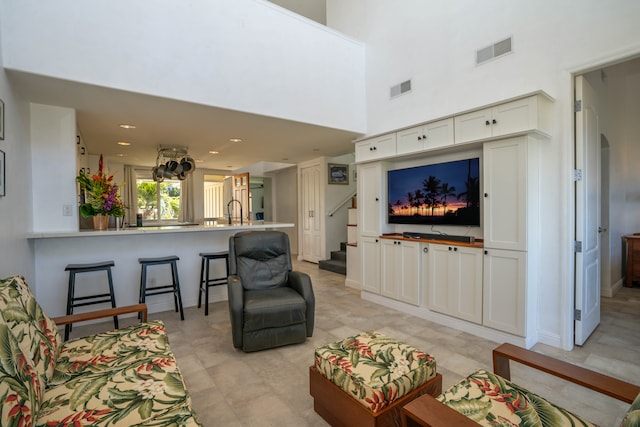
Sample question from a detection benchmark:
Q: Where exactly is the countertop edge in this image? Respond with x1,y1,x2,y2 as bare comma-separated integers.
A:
27,222,295,239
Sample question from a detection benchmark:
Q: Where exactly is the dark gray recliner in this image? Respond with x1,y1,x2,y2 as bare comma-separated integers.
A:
227,230,315,352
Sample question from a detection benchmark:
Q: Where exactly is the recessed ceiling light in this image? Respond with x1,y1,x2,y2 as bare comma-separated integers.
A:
208,150,219,154
119,124,136,129
117,141,131,146
226,165,233,168
229,138,242,143
282,158,289,161
312,148,320,152
195,159,204,163
117,153,125,157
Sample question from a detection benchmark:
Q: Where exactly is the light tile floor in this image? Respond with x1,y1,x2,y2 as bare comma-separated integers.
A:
69,262,640,426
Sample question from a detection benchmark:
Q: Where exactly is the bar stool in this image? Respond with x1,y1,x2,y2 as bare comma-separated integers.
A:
198,251,229,316
64,261,118,341
138,256,184,320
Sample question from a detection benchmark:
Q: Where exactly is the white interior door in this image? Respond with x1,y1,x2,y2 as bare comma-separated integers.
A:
575,75,601,346
301,164,322,263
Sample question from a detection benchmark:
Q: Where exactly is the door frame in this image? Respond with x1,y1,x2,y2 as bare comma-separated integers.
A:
566,49,640,350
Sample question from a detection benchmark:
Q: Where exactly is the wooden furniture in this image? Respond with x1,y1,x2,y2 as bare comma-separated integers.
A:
310,366,442,427
624,234,640,287
401,343,640,427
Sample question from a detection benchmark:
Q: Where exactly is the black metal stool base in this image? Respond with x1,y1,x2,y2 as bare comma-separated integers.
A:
65,261,118,341
139,256,184,321
198,252,229,316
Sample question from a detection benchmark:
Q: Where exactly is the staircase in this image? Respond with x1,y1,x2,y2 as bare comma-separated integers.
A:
319,242,347,275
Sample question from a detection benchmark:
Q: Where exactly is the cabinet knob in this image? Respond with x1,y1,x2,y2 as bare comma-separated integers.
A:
418,136,422,141
484,193,488,197
375,197,379,201
492,119,497,124
373,146,377,150
485,120,491,126
422,134,427,139
484,250,488,255
423,247,429,253
454,247,458,251
448,247,452,251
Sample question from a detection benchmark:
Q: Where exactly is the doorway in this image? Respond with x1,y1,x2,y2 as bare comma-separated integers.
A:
574,56,640,345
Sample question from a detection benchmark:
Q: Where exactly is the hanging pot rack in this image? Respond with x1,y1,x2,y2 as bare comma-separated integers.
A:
152,146,196,182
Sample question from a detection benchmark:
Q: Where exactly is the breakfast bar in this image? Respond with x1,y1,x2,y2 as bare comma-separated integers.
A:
28,221,294,318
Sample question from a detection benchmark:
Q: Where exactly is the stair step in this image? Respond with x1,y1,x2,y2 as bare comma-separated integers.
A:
318,259,346,275
331,250,347,262
340,241,347,251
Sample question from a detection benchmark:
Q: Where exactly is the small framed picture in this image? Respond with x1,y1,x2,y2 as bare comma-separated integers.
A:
0,150,5,196
328,163,349,185
0,98,4,140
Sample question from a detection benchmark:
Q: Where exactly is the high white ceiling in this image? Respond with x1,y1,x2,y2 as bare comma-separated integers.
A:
9,69,360,174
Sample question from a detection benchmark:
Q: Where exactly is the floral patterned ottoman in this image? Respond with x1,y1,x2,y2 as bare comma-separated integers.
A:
310,331,442,427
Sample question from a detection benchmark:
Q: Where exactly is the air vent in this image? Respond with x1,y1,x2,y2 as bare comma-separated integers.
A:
390,79,412,98
476,37,512,65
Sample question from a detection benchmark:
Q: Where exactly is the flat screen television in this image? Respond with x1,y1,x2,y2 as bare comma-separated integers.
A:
387,157,480,226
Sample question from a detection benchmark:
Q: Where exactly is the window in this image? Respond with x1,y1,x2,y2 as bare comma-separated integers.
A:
136,178,181,222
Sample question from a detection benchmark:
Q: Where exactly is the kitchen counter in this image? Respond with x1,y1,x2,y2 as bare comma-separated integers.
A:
27,221,293,239
29,221,294,318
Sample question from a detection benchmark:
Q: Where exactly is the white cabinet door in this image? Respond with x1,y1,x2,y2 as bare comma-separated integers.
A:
427,244,451,315
492,96,538,137
358,163,384,237
454,246,483,324
423,118,454,150
361,236,381,293
396,126,425,155
454,95,551,144
355,133,396,162
454,108,492,144
399,241,421,305
427,244,482,323
483,138,527,251
381,239,421,304
300,164,323,262
381,239,399,298
483,248,526,336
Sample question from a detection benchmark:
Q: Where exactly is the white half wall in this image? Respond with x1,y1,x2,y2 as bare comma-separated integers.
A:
1,0,366,132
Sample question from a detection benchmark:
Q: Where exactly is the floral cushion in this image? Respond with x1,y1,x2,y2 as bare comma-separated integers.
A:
438,369,597,427
621,392,640,427
0,276,61,388
37,320,201,427
0,322,43,427
314,331,437,413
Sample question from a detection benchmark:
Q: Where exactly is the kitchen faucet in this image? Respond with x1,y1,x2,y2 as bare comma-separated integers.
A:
227,199,243,225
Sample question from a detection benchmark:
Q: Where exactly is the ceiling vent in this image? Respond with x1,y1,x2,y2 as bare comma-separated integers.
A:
476,37,512,65
390,79,412,98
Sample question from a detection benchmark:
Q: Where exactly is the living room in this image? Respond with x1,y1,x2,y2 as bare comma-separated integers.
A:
1,1,640,425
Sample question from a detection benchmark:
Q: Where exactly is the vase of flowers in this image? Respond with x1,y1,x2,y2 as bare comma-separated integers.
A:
76,155,126,230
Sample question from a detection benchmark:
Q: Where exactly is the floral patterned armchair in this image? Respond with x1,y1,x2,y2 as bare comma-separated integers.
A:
402,343,640,427
0,275,201,427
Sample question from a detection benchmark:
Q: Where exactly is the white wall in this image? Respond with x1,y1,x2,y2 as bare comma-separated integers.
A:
271,166,298,254
2,0,366,133
0,24,35,282
326,0,640,349
30,104,78,232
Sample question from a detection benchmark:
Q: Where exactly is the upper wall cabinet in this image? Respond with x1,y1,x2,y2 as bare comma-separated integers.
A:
454,95,552,145
355,133,396,162
355,92,553,164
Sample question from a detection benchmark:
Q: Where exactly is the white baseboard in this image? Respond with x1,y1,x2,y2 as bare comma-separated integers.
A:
361,291,529,348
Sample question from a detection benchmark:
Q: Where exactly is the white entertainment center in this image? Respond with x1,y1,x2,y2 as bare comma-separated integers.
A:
355,92,553,348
